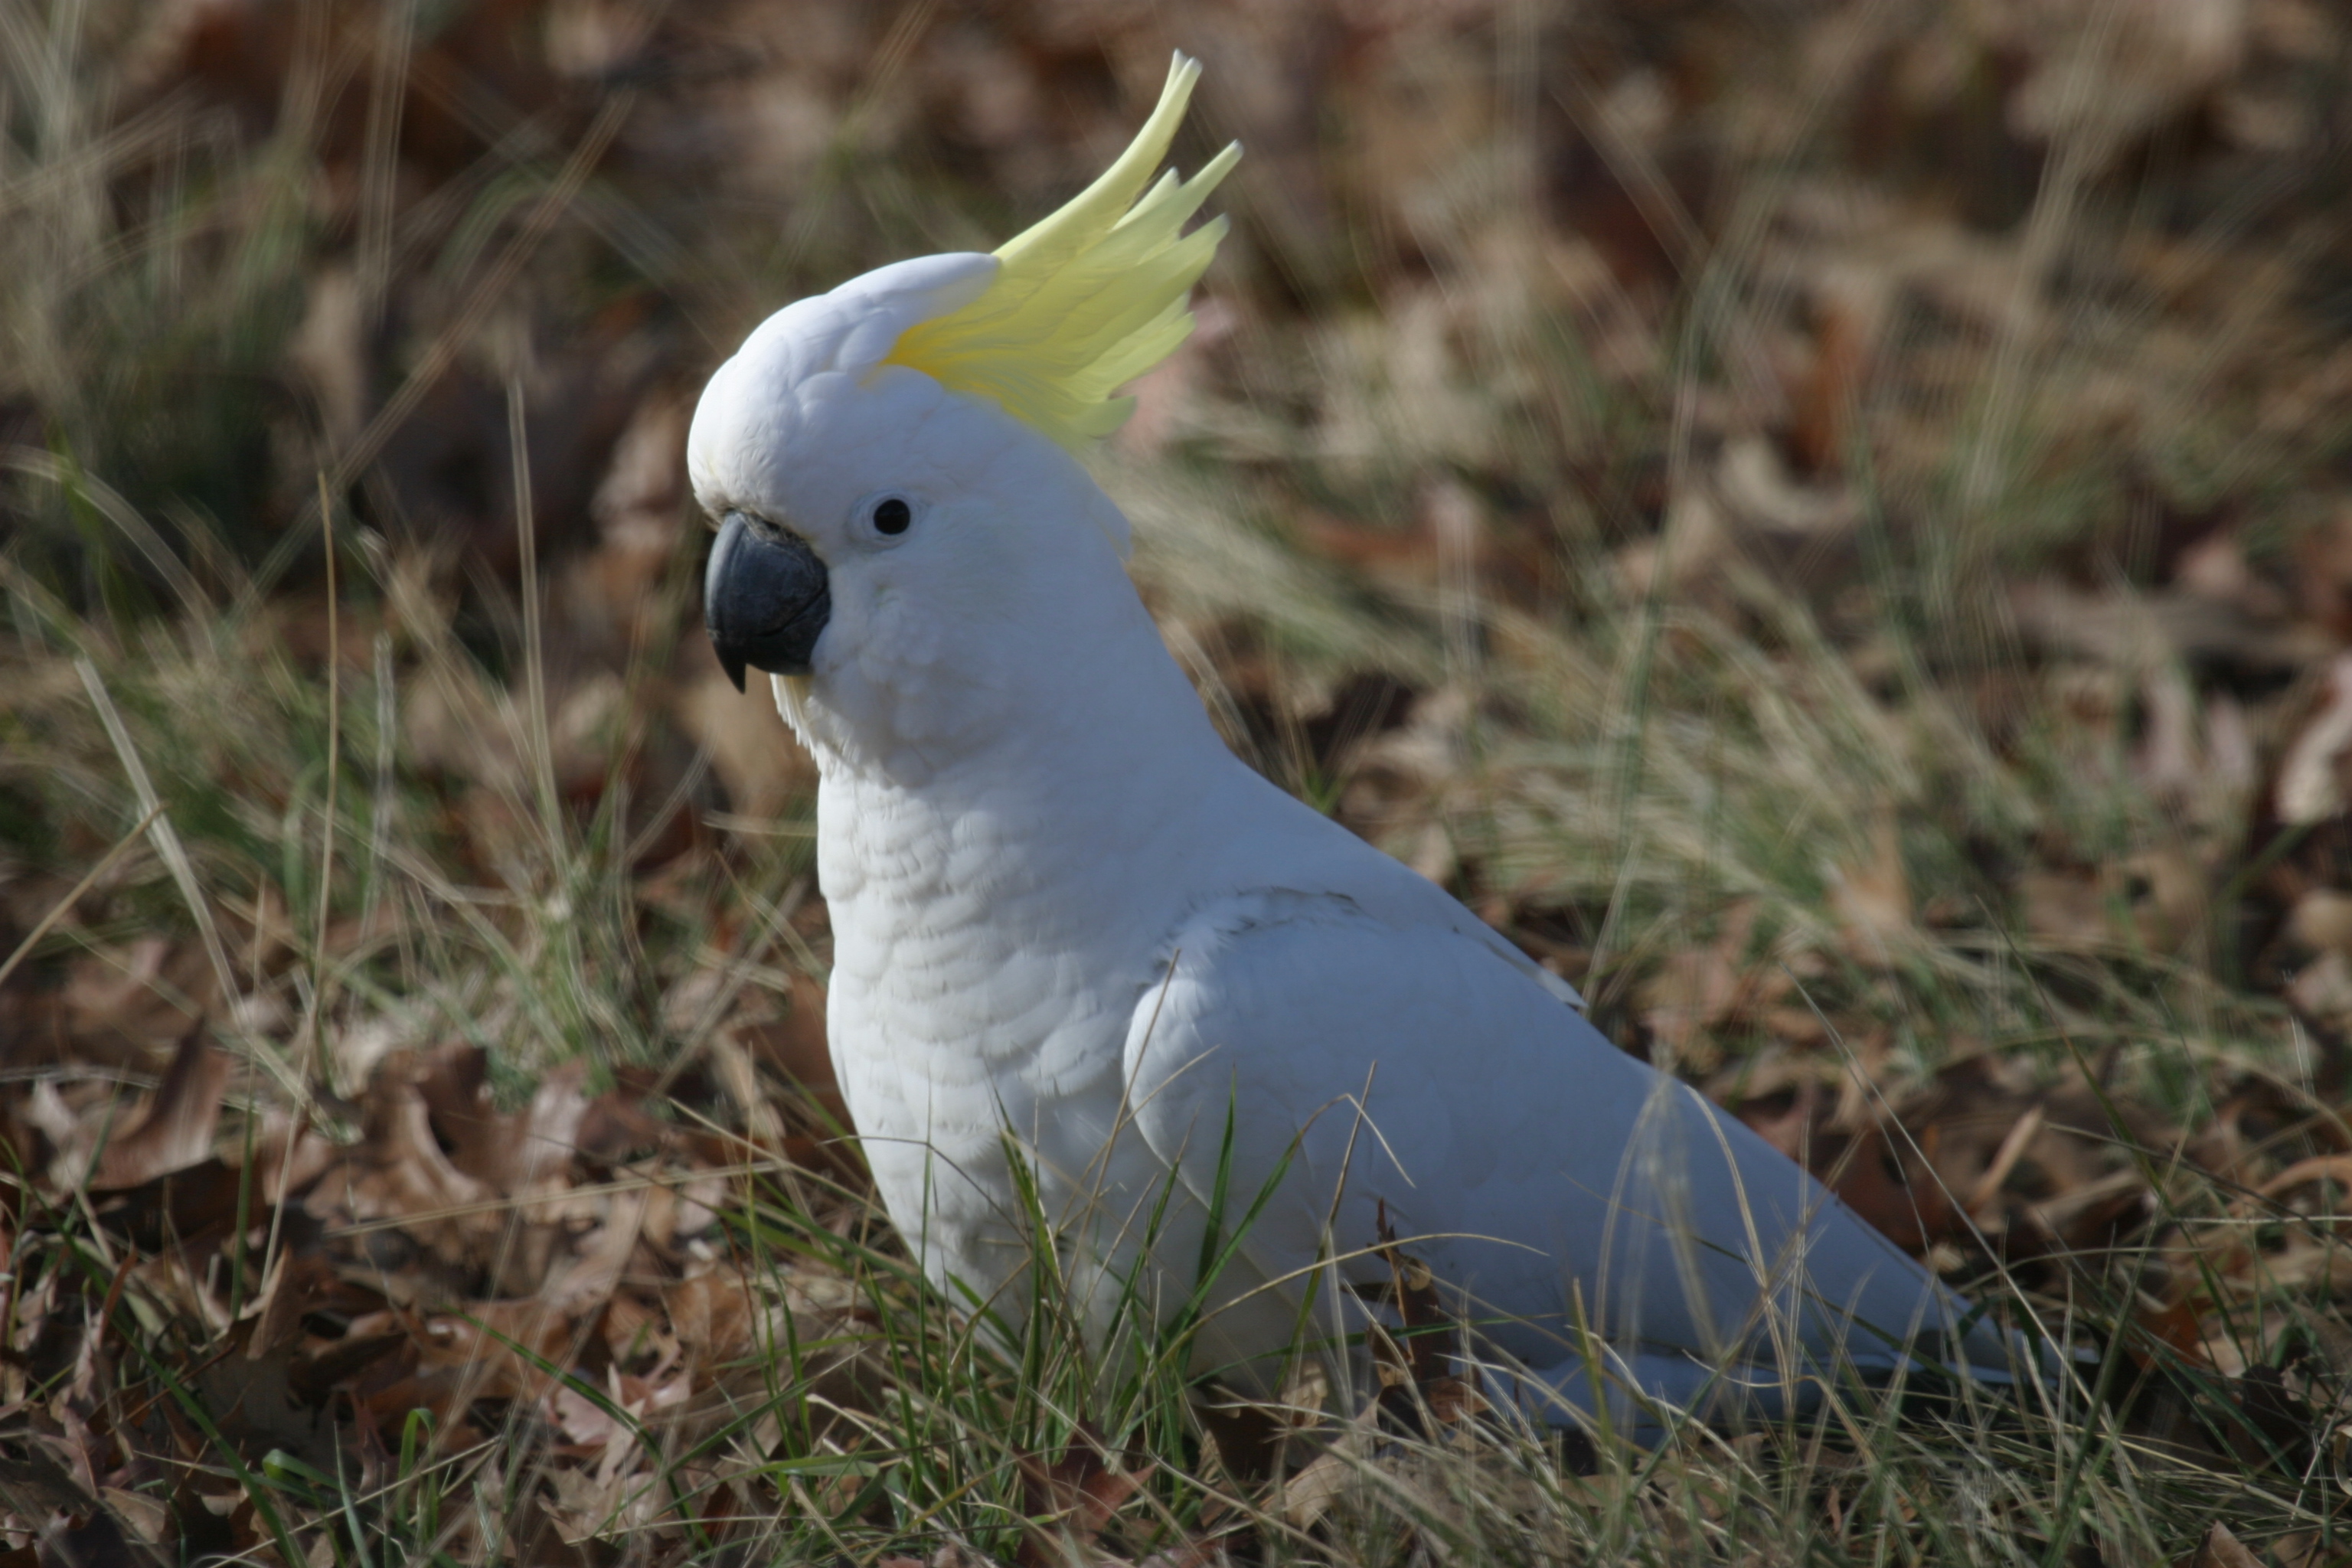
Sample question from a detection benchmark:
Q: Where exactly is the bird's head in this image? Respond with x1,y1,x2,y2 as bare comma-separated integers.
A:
688,55,1238,760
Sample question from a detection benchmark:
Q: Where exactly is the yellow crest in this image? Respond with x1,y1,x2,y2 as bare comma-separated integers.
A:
886,54,1240,451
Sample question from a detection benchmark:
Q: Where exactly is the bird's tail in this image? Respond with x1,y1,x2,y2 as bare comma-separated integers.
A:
1482,1314,2086,1446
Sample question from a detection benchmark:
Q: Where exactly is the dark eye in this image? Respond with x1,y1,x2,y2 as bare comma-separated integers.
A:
873,496,912,535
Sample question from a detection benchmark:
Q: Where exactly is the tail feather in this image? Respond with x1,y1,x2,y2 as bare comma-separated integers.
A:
1472,1318,2082,1444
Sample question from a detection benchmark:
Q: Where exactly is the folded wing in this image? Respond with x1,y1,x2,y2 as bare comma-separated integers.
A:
1119,887,2012,1426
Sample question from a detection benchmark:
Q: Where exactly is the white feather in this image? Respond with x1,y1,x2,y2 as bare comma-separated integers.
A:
691,249,2029,1440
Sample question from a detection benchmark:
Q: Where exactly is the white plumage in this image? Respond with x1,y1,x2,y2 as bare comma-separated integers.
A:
688,60,2019,1433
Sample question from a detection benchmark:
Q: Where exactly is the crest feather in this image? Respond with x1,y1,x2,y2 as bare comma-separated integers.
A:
885,54,1240,450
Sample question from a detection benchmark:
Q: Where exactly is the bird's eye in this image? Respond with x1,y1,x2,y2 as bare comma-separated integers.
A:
872,496,913,536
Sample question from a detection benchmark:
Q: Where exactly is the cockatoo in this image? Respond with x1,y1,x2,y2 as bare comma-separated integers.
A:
690,54,2022,1432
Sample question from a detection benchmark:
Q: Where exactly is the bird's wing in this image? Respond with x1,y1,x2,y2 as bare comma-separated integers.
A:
1118,888,1997,1406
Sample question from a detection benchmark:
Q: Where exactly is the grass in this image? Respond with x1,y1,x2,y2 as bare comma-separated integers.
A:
8,2,2352,1563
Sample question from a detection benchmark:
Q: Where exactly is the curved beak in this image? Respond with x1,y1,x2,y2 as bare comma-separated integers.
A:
704,511,831,691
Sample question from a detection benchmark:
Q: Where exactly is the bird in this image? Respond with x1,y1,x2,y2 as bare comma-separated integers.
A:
688,53,2025,1436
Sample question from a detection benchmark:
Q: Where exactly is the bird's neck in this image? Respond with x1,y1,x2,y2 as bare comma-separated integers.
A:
794,585,1244,962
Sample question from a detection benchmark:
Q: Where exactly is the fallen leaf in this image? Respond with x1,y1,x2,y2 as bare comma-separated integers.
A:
2277,655,2352,825
1638,900,1761,1065
1018,1426,1146,1566
1828,813,1915,968
93,1028,234,1189
100,1486,171,1546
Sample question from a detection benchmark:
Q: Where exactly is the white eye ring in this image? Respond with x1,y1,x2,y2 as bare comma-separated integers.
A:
854,492,920,543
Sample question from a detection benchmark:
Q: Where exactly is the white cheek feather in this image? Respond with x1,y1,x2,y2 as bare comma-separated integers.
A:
769,674,814,748
866,590,941,675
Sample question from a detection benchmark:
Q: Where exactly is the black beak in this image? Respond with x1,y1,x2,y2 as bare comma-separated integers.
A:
705,511,831,691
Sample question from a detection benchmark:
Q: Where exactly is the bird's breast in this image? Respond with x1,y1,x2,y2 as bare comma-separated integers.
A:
812,767,1189,1286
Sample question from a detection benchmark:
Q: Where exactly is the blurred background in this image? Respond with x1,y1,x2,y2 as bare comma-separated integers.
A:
11,0,2352,1220
11,0,2352,1225
5,1,2352,1544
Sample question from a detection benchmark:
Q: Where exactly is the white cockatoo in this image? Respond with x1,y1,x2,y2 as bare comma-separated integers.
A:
689,55,2023,1432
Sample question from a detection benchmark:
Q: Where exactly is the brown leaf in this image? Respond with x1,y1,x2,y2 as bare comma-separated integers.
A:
1637,900,1760,1065
760,969,835,1093
100,1487,169,1547
1828,1124,1955,1252
660,1269,759,1371
1367,1201,1480,1430
2118,848,2207,956
195,1327,341,1472
2017,853,2203,957
1888,1057,2155,1260
246,1252,348,1361
2019,870,2112,951
400,1300,579,1408
1018,1427,1145,1565
93,1029,234,1189
1731,1074,1839,1163
309,1072,493,1265
574,1087,671,1164
1136,1543,1233,1568
227,1109,338,1204
59,938,214,1058
2257,1154,2352,1203
22,1510,158,1568
1277,1408,1378,1530
0,1441,97,1523
1279,1447,1353,1530
2288,890,2352,959
2133,1297,2212,1369
2270,1532,2331,1568
1715,436,1857,537
1788,271,1887,474
413,1044,586,1194
537,1187,648,1315
2006,0,2247,156
674,667,813,820
2277,655,2352,826
1964,1106,2046,1218
513,1487,619,1568
1828,812,1915,968
2184,1521,2263,1568
99,1155,247,1256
